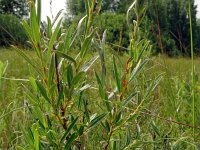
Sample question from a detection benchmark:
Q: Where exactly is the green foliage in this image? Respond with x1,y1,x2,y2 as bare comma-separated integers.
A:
64,12,130,51
66,0,133,16
144,0,199,56
1,48,200,148
65,0,200,56
66,0,85,16
93,12,129,50
0,14,28,47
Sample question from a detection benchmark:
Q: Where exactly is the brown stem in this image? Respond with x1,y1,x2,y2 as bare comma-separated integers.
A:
53,46,67,130
141,110,200,130
103,129,113,150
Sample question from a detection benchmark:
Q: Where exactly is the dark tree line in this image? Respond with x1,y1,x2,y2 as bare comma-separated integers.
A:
65,0,200,56
0,0,199,55
146,0,199,55
0,0,28,18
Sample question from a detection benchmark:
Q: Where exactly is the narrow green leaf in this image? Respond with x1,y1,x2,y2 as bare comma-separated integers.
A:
57,85,64,107
95,72,107,101
128,59,148,83
22,21,33,43
30,2,40,45
37,0,41,27
95,71,103,88
112,141,117,150
137,40,150,62
102,30,107,47
48,18,62,50
56,51,76,65
61,117,79,143
102,120,110,133
24,86,38,105
70,15,87,48
67,64,73,88
64,133,77,150
144,75,162,99
92,39,106,83
48,53,55,86
32,124,39,150
24,127,34,147
113,56,121,92
32,107,46,128
47,16,52,38
72,71,85,86
122,92,138,109
85,0,90,16
80,28,97,58
75,84,91,94
64,28,72,53
125,128,131,146
83,98,90,122
127,1,136,26
78,89,84,109
89,113,107,128
80,55,99,72
46,115,52,129
104,93,112,113
78,126,85,136
150,121,160,136
114,111,122,125
29,77,38,92
36,80,50,103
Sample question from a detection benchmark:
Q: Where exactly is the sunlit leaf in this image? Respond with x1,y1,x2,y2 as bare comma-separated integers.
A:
89,113,107,128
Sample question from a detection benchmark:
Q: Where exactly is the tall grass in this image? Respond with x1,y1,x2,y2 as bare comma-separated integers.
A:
188,0,195,142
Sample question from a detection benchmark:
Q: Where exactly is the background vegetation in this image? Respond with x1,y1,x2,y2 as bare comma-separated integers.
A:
0,0,199,56
65,0,200,56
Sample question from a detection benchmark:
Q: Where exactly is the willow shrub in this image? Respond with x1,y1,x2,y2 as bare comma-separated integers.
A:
15,0,160,149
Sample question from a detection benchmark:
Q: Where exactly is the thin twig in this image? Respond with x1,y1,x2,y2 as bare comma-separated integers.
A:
140,110,200,130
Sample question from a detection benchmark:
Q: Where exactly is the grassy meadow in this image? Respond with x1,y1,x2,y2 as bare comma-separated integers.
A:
0,0,200,148
0,48,200,148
